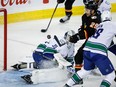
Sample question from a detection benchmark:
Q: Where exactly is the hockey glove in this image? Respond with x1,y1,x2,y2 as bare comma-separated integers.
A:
69,33,80,43
57,0,65,3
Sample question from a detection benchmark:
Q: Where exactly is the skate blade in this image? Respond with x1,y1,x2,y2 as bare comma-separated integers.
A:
21,75,33,84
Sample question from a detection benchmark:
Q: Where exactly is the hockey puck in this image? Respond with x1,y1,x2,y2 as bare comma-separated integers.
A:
47,35,51,39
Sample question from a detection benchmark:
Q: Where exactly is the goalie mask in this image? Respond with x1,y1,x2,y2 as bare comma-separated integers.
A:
64,30,75,42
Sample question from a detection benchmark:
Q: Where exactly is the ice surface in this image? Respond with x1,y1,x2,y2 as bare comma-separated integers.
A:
0,14,116,87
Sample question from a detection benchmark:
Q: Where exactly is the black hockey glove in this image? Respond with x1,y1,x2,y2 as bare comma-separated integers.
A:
57,0,65,3
69,33,80,43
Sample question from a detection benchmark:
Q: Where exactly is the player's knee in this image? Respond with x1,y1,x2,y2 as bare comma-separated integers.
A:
43,53,54,60
105,71,115,83
77,67,91,78
33,51,43,63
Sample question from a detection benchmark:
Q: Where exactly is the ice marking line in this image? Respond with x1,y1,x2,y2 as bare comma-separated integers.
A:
0,36,36,46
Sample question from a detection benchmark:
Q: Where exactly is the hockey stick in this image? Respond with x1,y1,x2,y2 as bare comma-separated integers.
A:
41,3,59,33
54,35,65,47
54,53,72,67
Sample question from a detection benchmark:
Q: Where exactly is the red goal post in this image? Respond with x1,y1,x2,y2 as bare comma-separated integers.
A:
0,8,7,71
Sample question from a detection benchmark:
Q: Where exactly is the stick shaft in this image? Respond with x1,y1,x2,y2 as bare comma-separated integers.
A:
44,3,59,31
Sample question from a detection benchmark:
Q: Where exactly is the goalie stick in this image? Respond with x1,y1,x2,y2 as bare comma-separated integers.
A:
54,53,72,67
54,35,65,47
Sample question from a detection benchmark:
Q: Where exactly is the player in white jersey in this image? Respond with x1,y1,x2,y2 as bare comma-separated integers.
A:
63,11,116,87
83,0,111,13
12,30,75,70
97,0,111,13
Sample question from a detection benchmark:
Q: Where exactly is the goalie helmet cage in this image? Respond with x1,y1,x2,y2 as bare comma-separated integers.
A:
0,8,7,71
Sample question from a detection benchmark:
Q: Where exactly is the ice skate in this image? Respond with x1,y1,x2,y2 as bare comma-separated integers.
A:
63,79,83,87
21,74,33,84
59,15,71,23
67,65,76,74
67,64,81,74
63,84,71,87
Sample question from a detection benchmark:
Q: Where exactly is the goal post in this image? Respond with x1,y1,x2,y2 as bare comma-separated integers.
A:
0,8,7,71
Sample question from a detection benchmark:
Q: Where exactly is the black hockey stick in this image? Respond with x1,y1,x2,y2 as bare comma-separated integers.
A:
41,3,59,33
54,35,65,47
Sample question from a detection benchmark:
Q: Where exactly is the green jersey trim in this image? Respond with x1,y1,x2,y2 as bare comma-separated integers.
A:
37,44,46,50
44,47,58,54
85,41,107,53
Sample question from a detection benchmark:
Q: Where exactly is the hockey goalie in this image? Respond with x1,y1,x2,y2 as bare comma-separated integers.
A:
11,30,76,84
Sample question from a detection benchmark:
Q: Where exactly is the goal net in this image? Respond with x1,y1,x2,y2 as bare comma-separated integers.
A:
0,8,7,71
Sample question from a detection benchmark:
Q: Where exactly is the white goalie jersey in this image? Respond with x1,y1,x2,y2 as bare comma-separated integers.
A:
43,35,75,59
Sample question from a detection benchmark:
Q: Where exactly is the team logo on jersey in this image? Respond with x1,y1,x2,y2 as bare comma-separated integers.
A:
91,16,97,19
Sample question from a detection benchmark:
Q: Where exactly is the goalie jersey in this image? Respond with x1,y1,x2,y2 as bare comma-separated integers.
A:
34,35,75,62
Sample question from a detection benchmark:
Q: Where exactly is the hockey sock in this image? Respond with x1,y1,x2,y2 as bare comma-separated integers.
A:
100,80,111,87
75,64,83,72
71,73,83,84
65,73,83,87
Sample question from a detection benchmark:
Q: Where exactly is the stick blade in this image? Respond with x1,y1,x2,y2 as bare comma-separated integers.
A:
41,29,47,32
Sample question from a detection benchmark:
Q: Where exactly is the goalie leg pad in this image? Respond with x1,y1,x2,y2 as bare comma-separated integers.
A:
30,67,69,84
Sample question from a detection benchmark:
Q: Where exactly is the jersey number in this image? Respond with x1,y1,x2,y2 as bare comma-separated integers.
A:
93,28,103,39
52,44,58,49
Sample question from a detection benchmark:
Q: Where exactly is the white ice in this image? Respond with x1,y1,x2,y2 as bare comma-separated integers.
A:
0,13,116,87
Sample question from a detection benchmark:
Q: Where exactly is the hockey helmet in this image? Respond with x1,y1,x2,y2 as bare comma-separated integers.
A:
64,30,75,41
83,0,94,5
85,2,98,11
101,11,112,22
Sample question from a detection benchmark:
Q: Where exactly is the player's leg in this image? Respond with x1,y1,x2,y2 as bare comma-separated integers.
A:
93,53,115,87
63,50,94,87
11,51,43,70
74,43,86,71
33,51,44,69
74,46,84,71
11,63,27,70
60,0,75,23
67,43,85,74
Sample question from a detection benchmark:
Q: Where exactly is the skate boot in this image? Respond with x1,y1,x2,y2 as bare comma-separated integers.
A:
63,79,83,87
67,65,76,74
63,84,71,87
21,74,33,84
60,12,72,23
11,64,21,70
